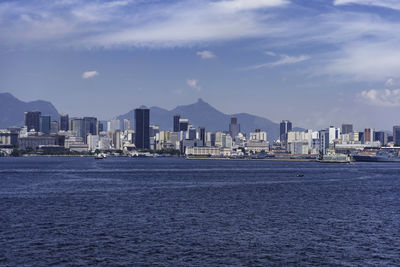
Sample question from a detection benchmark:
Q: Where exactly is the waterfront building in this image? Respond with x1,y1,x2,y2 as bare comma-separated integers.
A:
135,108,150,149
0,130,18,146
374,131,388,146
319,129,329,154
18,134,65,151
393,126,400,145
250,129,267,142
364,128,374,143
60,114,69,131
39,115,51,134
229,117,240,140
173,115,180,132
280,120,292,150
24,111,41,132
87,134,99,151
199,127,206,147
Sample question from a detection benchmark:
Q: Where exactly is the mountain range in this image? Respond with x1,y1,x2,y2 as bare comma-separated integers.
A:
0,92,300,141
0,92,59,128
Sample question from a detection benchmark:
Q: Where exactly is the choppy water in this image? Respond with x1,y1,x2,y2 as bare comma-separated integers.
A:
1,157,400,266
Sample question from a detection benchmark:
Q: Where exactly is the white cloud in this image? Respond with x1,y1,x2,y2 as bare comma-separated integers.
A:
0,0,288,48
334,0,400,10
246,54,310,70
265,51,277,56
187,79,202,92
82,70,99,79
359,89,400,106
385,78,395,87
196,50,216,59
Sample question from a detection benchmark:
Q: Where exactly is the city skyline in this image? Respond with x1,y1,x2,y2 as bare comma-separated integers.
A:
2,0,400,130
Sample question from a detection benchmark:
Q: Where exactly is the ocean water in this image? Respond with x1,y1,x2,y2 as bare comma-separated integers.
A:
1,157,400,266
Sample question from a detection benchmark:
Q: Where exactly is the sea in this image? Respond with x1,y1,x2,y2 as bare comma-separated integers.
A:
1,157,400,266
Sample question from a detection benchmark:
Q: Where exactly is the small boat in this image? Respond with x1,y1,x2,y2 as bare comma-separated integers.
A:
296,174,304,177
94,153,106,160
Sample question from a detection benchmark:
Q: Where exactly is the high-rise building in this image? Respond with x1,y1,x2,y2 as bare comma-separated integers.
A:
108,118,121,132
173,115,180,132
341,124,353,134
199,127,206,147
50,121,59,134
364,128,374,143
179,119,189,132
319,129,330,154
70,118,85,139
24,111,41,132
39,115,51,134
123,119,131,131
60,114,69,131
393,126,400,145
135,108,150,149
229,117,240,139
374,131,388,146
280,120,292,150
84,117,97,137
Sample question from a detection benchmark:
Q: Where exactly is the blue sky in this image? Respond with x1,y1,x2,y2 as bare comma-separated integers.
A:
1,0,400,130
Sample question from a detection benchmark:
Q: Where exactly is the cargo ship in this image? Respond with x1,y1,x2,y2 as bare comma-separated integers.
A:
317,149,351,163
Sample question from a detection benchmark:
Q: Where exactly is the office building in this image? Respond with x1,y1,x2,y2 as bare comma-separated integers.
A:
364,128,374,143
393,126,400,145
280,120,292,150
374,131,388,146
50,121,59,134
60,114,69,131
229,117,240,139
108,118,121,132
135,108,150,149
179,119,189,132
24,111,41,132
173,115,180,132
39,115,51,134
84,117,98,137
123,119,131,131
70,118,85,139
341,124,353,134
199,127,206,147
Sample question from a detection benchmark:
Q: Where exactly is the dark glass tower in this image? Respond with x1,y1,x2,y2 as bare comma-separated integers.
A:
84,117,98,135
24,111,41,132
39,115,51,134
341,124,353,134
229,117,240,138
199,127,206,147
280,120,292,141
173,115,180,132
135,108,150,149
60,114,69,131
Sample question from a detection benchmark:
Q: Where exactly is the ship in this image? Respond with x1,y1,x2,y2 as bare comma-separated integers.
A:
353,148,400,162
317,149,351,163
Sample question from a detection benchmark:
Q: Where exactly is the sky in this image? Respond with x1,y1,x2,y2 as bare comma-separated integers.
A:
1,0,400,131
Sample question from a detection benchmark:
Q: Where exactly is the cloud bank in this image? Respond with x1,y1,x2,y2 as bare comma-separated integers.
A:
82,71,99,79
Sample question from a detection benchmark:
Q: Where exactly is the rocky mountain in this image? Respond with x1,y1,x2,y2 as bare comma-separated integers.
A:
0,92,60,128
118,98,300,141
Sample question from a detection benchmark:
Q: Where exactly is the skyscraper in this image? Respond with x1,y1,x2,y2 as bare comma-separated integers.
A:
135,108,150,149
393,126,400,145
39,115,51,134
280,120,292,150
70,118,85,139
229,117,240,139
173,115,180,132
60,114,69,131
179,119,189,132
374,131,388,146
341,124,353,134
123,119,131,131
84,117,98,136
199,127,206,147
364,128,374,143
50,121,59,134
24,111,41,132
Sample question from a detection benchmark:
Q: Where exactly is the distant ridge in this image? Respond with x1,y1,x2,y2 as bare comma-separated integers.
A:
0,92,59,128
118,98,303,141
